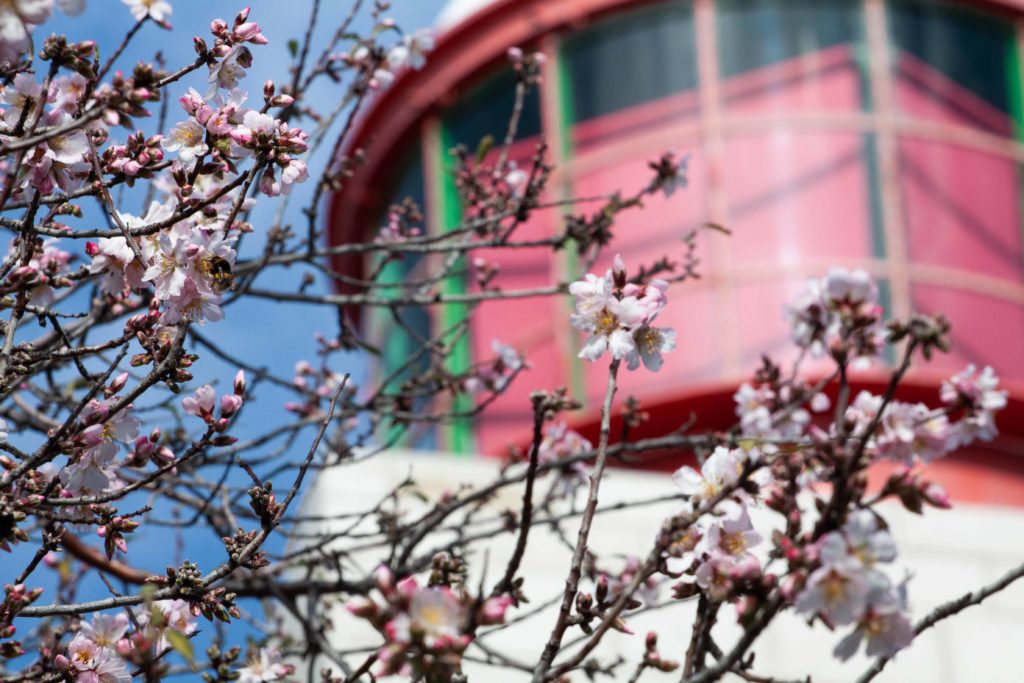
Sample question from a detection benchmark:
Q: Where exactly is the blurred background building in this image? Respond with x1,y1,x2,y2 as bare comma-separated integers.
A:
316,1,1024,680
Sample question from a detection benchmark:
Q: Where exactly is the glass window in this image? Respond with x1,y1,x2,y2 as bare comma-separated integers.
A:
445,69,542,149
717,0,866,114
722,131,880,266
899,139,1023,284
889,0,1015,135
564,2,697,124
370,149,437,448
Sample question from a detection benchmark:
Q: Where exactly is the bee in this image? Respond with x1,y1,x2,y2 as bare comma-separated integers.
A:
207,256,235,292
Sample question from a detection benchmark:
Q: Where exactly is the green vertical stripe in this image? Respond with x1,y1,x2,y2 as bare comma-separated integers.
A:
1007,33,1024,271
435,124,476,455
863,132,887,260
556,38,588,407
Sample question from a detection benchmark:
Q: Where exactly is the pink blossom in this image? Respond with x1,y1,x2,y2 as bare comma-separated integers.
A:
237,647,292,683
702,508,762,559
671,447,743,506
388,585,463,647
68,634,102,671
80,614,129,648
163,118,208,165
794,561,870,626
0,1,52,64
182,385,216,420
208,45,251,96
1,73,43,126
122,0,171,23
479,596,513,625
220,393,243,417
387,29,434,71
833,584,913,661
626,324,676,371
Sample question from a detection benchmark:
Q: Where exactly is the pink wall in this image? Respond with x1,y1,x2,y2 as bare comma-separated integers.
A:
466,45,1024,454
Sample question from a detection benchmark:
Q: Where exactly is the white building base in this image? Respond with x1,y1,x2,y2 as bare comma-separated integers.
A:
298,451,1024,682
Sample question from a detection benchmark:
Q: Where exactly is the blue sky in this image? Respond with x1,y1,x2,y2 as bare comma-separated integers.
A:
9,0,452,667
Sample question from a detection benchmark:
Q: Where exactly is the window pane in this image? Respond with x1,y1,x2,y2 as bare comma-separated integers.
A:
564,2,697,124
717,0,866,114
370,150,436,448
445,69,542,149
889,0,1015,135
723,131,880,266
899,139,1023,284
911,284,1024,380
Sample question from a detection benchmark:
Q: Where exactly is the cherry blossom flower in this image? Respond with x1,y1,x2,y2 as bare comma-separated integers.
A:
43,113,90,165
237,647,292,683
537,421,591,494
163,118,208,165
626,324,676,371
464,340,524,393
80,614,129,649
208,44,251,96
664,524,703,575
571,293,645,361
51,72,88,113
387,585,464,648
1,73,43,126
0,0,52,64
794,559,870,626
702,508,762,560
161,281,224,324
56,0,84,16
122,0,171,23
941,364,1006,444
61,446,119,493
387,29,433,71
182,385,216,420
142,227,190,299
570,257,674,366
833,584,913,661
68,633,102,671
87,237,143,296
136,599,197,651
875,402,953,465
820,511,896,575
671,447,743,506
647,151,689,198
695,554,760,602
787,268,882,360
79,656,131,683
61,399,140,493
503,161,528,195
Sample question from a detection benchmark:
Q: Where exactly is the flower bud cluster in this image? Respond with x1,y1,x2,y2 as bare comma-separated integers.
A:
345,565,511,678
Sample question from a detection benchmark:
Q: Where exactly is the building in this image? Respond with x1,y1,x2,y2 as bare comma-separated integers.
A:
316,1,1024,680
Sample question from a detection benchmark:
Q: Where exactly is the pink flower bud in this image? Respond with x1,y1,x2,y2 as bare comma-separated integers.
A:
923,482,952,509
220,394,243,417
374,565,394,595
396,576,418,600
345,596,377,617
234,369,246,395
109,372,128,393
479,596,513,625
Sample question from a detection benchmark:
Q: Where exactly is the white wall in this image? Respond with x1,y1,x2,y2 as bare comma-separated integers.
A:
298,450,1024,682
